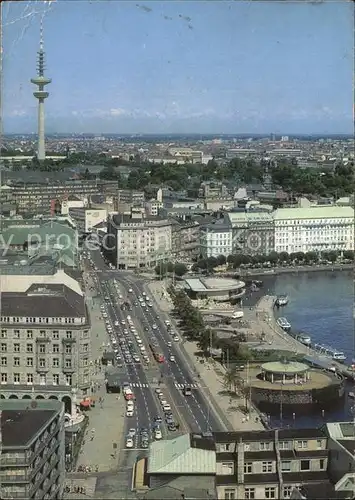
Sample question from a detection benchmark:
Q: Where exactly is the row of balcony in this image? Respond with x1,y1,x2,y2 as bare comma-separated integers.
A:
1,467,61,499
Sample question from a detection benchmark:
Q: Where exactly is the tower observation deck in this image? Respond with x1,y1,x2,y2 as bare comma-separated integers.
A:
30,20,51,161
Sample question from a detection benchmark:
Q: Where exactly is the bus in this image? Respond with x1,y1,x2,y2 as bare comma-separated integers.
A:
149,344,165,363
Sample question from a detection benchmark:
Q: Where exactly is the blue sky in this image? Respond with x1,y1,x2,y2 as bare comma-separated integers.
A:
3,1,354,135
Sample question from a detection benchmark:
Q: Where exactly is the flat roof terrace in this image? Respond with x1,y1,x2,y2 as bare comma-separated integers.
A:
185,277,245,293
2,409,56,448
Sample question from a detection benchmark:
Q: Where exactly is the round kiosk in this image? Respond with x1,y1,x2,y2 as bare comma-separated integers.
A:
261,361,310,385
249,359,345,414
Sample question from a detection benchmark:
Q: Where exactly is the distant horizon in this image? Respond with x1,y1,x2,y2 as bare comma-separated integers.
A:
3,132,354,139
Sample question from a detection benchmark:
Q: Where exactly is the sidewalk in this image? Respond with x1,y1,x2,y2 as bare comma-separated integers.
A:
74,271,126,473
148,280,264,431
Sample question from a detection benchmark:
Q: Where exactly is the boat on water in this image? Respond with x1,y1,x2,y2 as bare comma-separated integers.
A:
295,332,312,347
277,317,291,331
275,295,289,307
314,343,347,362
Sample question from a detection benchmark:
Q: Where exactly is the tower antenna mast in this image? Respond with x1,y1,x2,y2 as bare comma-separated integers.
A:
31,16,51,161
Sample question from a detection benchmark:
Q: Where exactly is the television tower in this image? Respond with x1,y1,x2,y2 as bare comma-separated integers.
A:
30,19,51,161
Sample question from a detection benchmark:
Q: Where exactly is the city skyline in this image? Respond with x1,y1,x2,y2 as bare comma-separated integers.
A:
3,1,354,135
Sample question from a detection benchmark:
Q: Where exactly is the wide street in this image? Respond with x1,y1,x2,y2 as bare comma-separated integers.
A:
89,249,229,436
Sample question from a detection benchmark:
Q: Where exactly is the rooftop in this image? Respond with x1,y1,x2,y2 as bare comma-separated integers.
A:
261,360,309,374
274,206,354,221
1,283,86,318
1,399,62,448
147,433,216,475
185,277,245,293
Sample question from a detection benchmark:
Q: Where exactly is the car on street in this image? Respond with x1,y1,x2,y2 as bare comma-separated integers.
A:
154,416,163,424
169,355,176,362
126,438,134,448
155,388,162,395
126,409,134,417
173,336,179,342
163,404,171,412
141,439,149,448
128,428,136,437
154,428,162,440
167,341,172,347
160,399,167,406
168,423,177,431
152,324,157,330
128,288,133,293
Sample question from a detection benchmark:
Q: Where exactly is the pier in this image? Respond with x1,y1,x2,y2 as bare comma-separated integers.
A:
252,295,355,380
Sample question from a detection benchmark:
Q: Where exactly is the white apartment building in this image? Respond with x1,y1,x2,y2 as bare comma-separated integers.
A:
200,223,233,258
274,206,355,254
106,210,172,269
145,200,163,216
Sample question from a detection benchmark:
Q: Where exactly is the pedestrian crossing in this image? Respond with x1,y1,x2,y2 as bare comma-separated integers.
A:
174,383,200,389
130,382,200,389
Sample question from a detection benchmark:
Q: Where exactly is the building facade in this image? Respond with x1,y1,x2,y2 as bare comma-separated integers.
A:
106,210,172,269
274,206,354,254
1,399,65,500
0,270,91,409
200,223,233,259
199,181,229,200
226,211,274,256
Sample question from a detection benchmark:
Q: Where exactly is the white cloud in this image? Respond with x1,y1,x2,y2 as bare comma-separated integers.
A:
8,109,27,117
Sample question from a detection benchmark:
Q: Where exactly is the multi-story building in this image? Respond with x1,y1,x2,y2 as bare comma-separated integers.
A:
200,222,233,259
143,429,353,500
105,209,172,269
171,220,200,260
199,181,229,199
117,189,145,206
215,428,330,500
227,211,275,256
3,176,118,215
0,269,91,410
274,206,354,254
0,399,65,500
145,199,163,216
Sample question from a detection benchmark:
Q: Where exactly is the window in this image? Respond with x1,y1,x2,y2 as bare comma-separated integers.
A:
297,440,308,449
66,331,72,339
39,374,46,385
53,344,59,353
53,374,59,385
13,330,20,339
244,462,252,474
26,344,33,353
1,373,8,383
281,461,291,472
1,329,7,338
260,442,271,451
65,359,72,368
220,462,234,474
65,345,72,354
300,459,310,471
39,358,46,368
245,488,255,499
26,357,33,367
65,375,72,386
53,358,59,368
1,356,7,366
13,373,20,384
320,459,325,469
52,330,59,339
317,440,322,449
283,486,292,499
279,441,290,450
224,490,235,500
39,344,46,354
27,330,33,339
1,343,7,353
262,461,273,473
265,487,276,499
13,357,20,366
27,373,33,384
